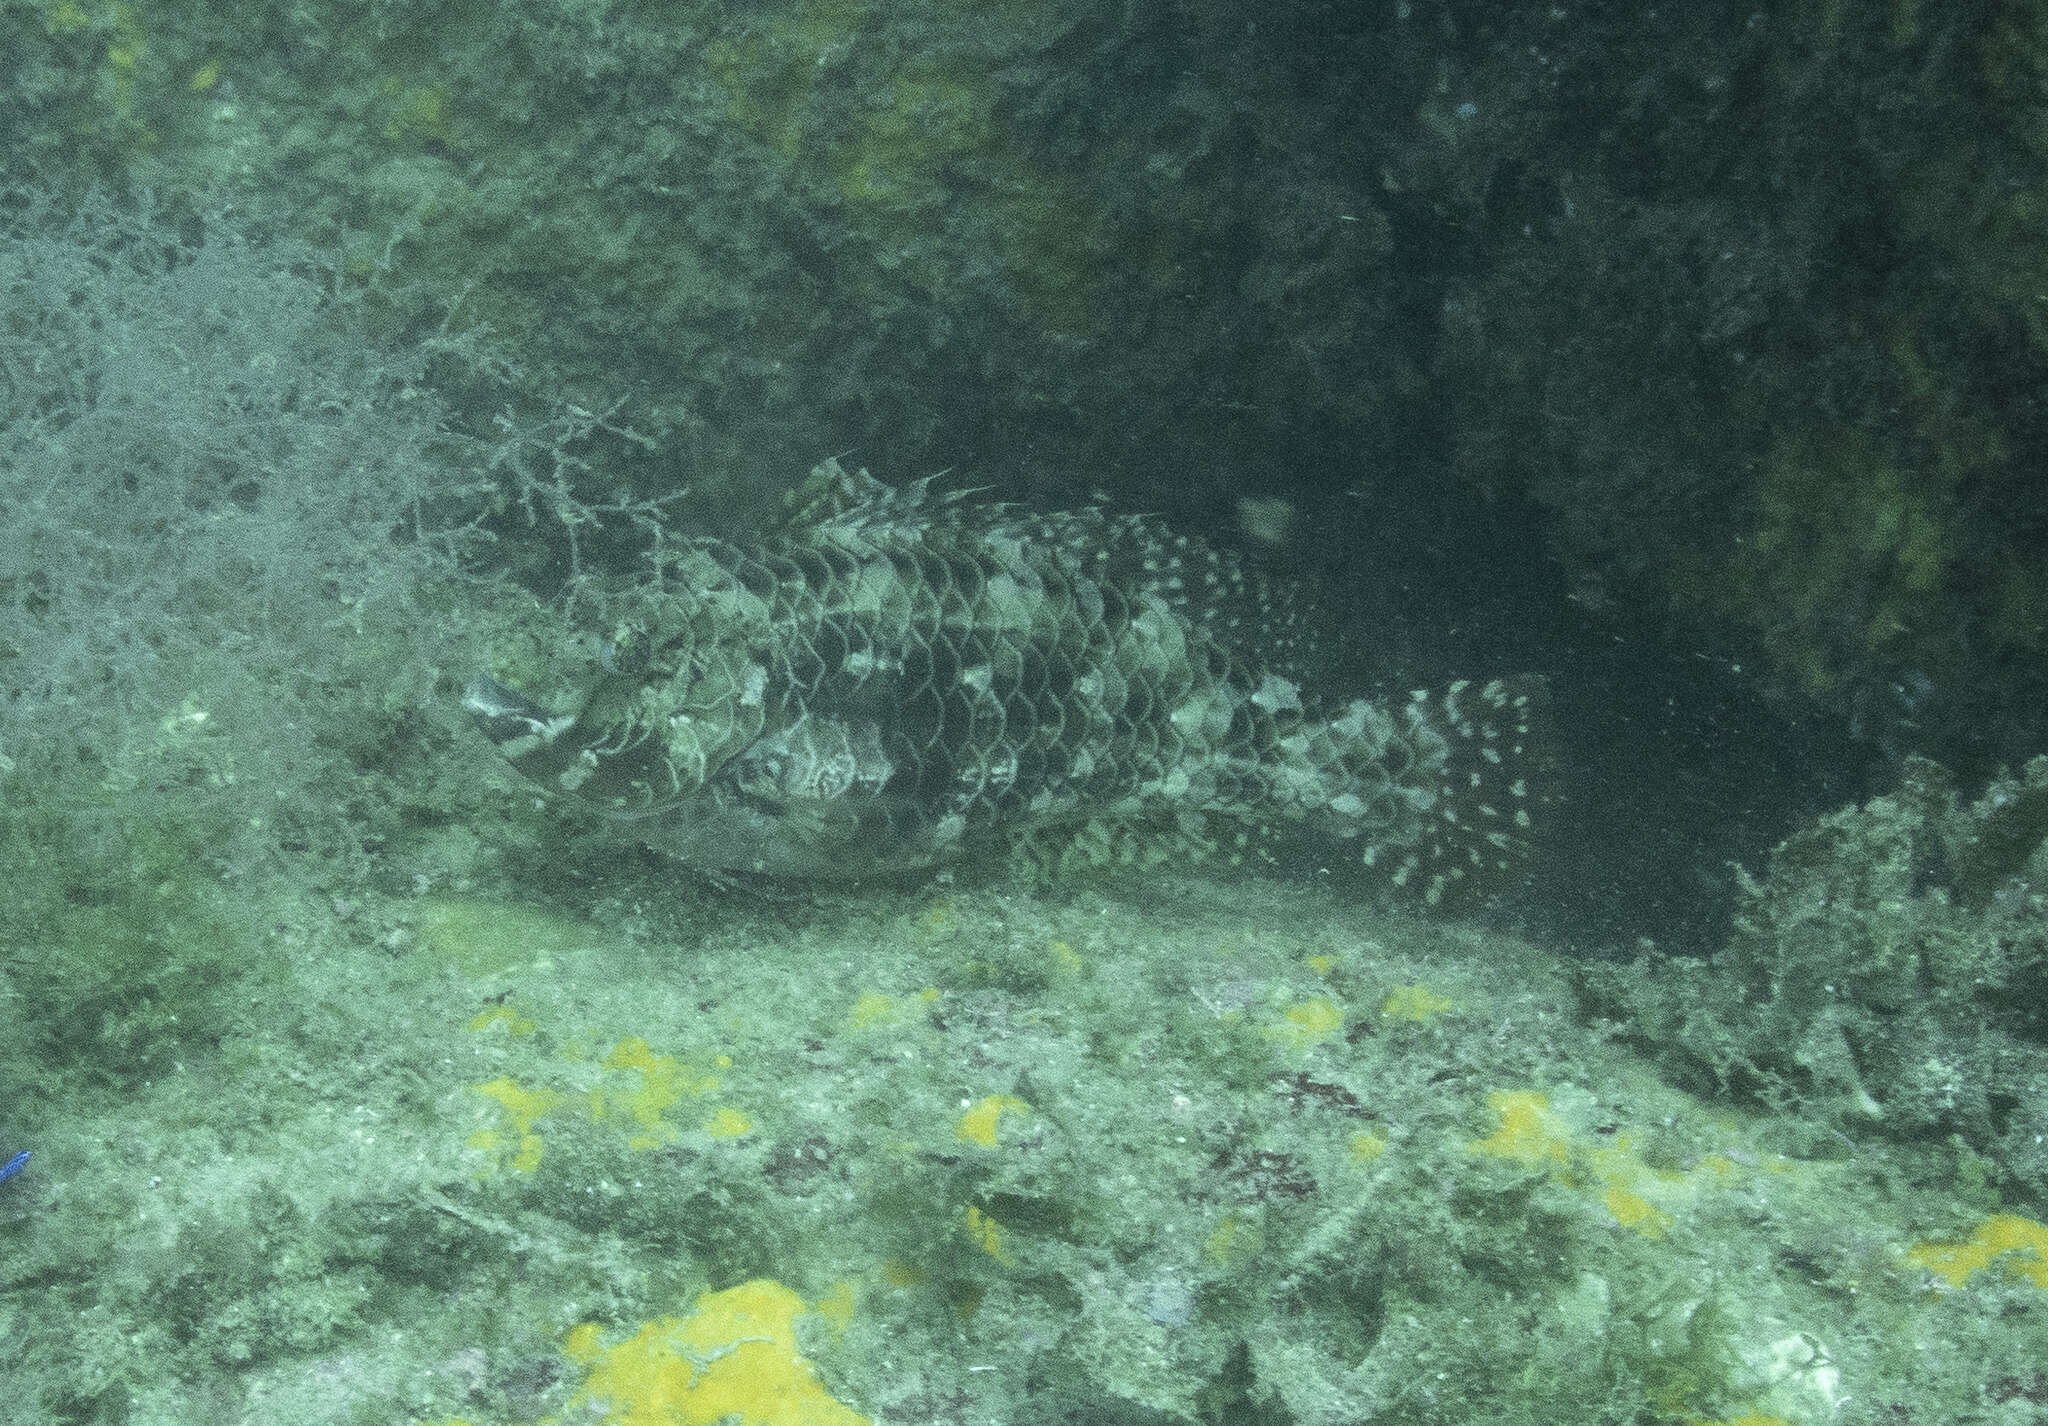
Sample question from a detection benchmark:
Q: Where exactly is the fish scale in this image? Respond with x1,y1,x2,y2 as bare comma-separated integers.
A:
468,458,1551,903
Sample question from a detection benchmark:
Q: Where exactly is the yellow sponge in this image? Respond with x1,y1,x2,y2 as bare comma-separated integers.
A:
562,1279,868,1426
1906,1213,2048,1289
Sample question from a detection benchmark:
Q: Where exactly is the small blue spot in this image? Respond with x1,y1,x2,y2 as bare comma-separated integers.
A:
0,1150,29,1184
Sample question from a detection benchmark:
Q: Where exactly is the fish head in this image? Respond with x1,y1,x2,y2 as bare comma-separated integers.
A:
466,624,772,818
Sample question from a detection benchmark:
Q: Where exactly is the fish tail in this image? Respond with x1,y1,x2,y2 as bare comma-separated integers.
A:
1377,674,1556,907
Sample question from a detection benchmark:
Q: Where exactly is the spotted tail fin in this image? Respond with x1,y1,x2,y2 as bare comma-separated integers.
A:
1374,675,1557,908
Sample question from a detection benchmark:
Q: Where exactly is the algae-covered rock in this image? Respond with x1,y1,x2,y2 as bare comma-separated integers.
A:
1580,756,2048,1200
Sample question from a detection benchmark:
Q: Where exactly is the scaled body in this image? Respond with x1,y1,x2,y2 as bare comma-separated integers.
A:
468,461,1546,901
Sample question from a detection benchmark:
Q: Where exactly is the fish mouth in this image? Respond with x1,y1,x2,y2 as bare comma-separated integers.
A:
464,674,570,750
464,671,722,812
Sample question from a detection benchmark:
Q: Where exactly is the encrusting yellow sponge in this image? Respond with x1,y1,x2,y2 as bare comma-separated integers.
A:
560,1278,869,1426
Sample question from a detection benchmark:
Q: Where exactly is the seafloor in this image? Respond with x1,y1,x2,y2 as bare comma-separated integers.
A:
3,820,2042,1425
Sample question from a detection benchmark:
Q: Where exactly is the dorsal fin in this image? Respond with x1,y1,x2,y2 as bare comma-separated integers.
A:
778,455,894,529
778,456,975,539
